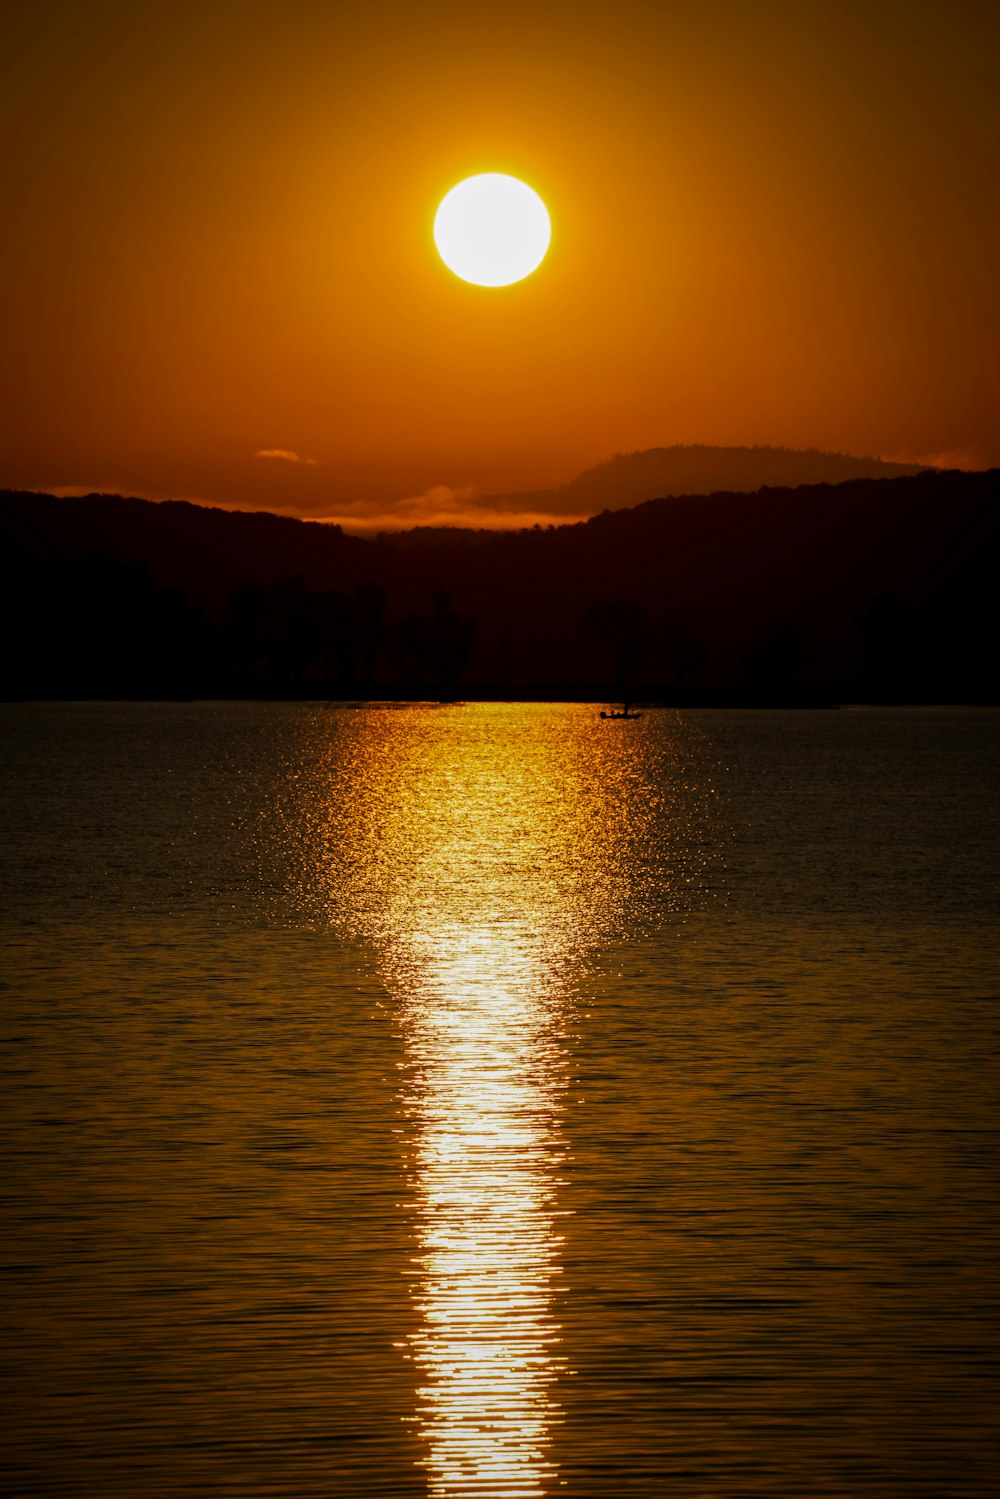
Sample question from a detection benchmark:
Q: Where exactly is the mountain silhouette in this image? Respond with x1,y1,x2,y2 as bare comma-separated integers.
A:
463,445,929,521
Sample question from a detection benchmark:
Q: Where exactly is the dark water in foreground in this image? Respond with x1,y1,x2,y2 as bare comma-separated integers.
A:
1,703,997,1498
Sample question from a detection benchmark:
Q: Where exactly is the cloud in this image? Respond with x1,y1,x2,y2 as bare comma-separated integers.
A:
255,449,319,466
312,484,589,535
882,447,988,472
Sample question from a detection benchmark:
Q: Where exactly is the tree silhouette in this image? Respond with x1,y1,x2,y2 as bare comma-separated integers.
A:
859,591,912,695
428,589,475,696
382,591,474,695
312,588,356,688
739,620,804,691
384,611,430,685
273,576,319,688
583,600,649,692
355,583,387,687
660,615,707,687
225,584,274,686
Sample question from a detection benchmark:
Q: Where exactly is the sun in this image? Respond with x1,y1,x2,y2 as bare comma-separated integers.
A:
433,174,551,288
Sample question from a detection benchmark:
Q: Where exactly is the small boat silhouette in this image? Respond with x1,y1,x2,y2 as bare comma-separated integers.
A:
599,703,642,720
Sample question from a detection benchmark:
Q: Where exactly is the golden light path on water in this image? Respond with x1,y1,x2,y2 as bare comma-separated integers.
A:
302,704,706,1496
374,710,603,1497
395,920,566,1496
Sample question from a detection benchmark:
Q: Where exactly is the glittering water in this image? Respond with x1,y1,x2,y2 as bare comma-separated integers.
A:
1,703,997,1497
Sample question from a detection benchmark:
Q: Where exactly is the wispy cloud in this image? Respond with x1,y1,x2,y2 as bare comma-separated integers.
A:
313,484,588,535
882,447,988,472
255,449,319,466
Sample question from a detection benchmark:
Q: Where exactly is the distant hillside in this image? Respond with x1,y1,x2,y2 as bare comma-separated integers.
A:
0,493,377,613
468,445,929,520
2,468,997,701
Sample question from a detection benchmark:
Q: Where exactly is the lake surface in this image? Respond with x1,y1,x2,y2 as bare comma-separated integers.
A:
1,703,998,1497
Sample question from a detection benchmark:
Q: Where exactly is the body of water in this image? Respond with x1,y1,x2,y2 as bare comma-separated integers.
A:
1,702,997,1496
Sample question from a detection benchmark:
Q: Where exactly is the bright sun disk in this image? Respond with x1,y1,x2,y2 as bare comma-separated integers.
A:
434,173,551,288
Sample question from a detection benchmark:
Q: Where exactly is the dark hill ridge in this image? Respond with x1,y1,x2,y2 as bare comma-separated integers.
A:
2,467,997,700
0,493,376,610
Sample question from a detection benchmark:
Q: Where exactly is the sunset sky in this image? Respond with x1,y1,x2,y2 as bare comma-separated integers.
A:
2,0,997,531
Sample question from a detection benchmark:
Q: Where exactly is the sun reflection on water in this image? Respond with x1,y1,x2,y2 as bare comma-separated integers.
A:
363,708,620,1496
396,921,567,1496
295,703,712,1495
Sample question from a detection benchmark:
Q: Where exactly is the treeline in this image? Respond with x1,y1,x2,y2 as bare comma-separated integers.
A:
3,547,995,703
2,469,998,701
224,577,474,694
0,556,477,699
3,553,215,699
579,589,998,703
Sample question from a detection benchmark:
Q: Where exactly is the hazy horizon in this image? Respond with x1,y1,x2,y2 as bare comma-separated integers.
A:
20,440,966,536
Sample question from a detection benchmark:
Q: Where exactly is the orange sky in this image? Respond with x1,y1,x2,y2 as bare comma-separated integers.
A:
2,0,998,530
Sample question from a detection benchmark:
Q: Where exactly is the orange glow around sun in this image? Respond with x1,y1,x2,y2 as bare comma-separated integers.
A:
0,1,997,527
